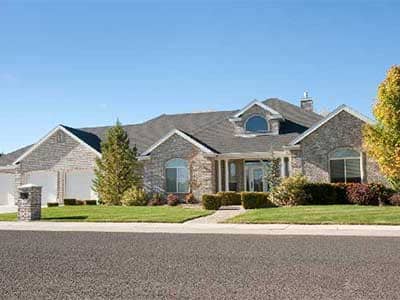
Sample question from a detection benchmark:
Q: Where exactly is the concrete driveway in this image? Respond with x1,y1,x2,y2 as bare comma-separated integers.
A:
1,231,400,299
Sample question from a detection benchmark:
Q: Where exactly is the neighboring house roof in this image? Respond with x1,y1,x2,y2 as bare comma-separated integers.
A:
0,144,33,167
290,105,375,145
0,98,324,164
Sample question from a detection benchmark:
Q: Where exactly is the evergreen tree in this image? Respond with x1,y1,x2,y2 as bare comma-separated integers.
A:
363,66,400,190
93,120,142,205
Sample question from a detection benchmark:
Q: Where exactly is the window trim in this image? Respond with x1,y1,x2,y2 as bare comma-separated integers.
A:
165,159,190,194
328,148,363,183
244,114,269,133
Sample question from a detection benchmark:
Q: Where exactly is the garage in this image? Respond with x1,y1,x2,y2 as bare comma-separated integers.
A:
26,171,58,205
65,170,97,200
0,173,15,205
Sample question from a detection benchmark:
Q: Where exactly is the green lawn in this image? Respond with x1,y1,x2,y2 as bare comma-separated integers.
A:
226,205,400,225
0,206,212,223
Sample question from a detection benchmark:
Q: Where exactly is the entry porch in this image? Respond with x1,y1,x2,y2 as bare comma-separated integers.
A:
214,152,290,193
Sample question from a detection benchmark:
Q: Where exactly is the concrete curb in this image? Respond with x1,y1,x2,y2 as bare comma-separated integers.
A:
1,221,400,237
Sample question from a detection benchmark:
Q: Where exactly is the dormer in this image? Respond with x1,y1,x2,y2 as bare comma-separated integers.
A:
229,100,284,136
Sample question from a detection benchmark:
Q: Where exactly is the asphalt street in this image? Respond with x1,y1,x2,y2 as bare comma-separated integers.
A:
0,231,399,299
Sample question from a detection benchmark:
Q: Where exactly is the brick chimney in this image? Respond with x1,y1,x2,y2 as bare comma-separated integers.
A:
300,91,313,112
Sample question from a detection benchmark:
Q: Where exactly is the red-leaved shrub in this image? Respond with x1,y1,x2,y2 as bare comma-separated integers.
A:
184,193,197,204
167,194,179,206
389,193,400,206
346,184,375,205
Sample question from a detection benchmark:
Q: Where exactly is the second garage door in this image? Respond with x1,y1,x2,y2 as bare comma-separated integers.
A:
26,171,58,205
65,170,97,200
0,173,15,206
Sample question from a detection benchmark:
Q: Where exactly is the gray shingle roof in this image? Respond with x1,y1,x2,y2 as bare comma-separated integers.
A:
0,98,323,166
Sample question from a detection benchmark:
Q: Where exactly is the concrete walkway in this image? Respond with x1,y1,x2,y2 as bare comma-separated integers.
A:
1,221,400,237
185,205,245,224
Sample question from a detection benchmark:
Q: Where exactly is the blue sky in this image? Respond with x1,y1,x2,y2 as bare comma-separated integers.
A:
0,1,399,153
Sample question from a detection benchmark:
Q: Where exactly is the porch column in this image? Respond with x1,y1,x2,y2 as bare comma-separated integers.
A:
280,157,285,178
218,160,222,192
225,159,229,191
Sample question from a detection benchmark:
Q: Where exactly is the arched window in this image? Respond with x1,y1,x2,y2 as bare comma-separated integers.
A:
245,116,268,133
329,148,361,183
165,159,189,193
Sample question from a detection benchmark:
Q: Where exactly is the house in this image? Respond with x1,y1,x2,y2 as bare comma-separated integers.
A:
0,95,386,205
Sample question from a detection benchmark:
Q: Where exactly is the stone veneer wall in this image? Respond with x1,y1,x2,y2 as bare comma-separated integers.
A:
297,111,386,184
16,129,98,202
143,133,215,200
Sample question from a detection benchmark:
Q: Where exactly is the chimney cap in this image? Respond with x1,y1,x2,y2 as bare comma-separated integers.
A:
303,91,310,99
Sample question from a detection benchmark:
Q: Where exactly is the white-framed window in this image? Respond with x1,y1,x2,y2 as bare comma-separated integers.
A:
165,158,189,193
245,115,269,133
329,148,362,183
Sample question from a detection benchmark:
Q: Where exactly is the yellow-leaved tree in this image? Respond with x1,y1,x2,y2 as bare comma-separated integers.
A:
363,65,400,190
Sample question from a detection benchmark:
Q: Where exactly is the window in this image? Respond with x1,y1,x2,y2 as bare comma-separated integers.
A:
229,162,238,191
329,148,361,183
245,116,268,133
165,159,189,193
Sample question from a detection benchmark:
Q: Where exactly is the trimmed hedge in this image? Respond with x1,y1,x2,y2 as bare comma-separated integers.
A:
64,199,77,206
241,192,273,209
85,200,97,205
202,194,221,210
47,202,59,208
346,183,393,206
303,183,341,205
217,192,242,206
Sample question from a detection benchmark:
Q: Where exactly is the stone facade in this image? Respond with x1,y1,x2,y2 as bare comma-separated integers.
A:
17,185,42,221
297,111,386,184
15,129,98,203
143,133,215,201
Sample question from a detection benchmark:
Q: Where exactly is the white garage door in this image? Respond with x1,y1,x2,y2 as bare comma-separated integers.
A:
26,171,57,205
65,170,97,200
0,174,15,205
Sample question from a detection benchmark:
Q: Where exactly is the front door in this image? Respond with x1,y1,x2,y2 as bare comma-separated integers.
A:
245,163,265,192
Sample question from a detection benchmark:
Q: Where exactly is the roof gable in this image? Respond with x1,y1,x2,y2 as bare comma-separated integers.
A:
141,129,216,156
232,100,283,119
290,105,375,145
13,125,101,165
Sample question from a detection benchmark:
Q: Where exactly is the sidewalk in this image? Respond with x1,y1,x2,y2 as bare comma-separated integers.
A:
1,221,400,237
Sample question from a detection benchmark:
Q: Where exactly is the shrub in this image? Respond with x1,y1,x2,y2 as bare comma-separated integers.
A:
302,183,340,205
75,200,85,205
184,193,198,204
346,184,379,205
241,192,273,209
389,193,400,206
85,200,97,205
167,194,179,206
148,193,166,206
121,187,148,206
47,202,59,208
217,192,241,206
64,199,76,206
332,183,349,204
271,174,310,206
202,194,221,210
369,183,394,205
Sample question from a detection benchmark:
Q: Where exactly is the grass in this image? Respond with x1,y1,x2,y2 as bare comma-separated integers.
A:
0,205,212,223
226,205,400,225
